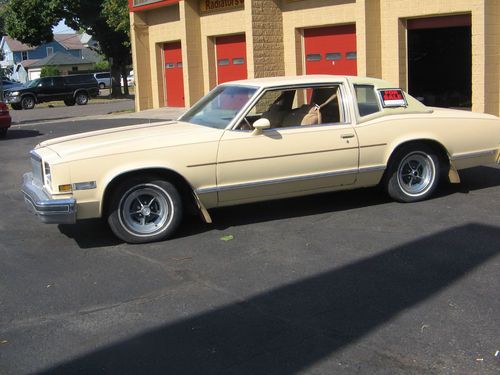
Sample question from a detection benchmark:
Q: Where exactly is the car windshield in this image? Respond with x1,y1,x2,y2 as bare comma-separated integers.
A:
26,79,41,88
180,85,258,129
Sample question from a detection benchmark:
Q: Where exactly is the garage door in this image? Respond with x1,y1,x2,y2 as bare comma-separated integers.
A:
407,15,471,108
164,41,185,107
304,25,357,76
216,34,247,84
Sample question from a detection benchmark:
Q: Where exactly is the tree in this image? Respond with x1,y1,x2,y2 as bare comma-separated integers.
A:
41,65,60,77
4,0,131,96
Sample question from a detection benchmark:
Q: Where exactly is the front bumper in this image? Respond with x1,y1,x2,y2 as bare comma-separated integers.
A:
21,173,77,224
5,96,21,104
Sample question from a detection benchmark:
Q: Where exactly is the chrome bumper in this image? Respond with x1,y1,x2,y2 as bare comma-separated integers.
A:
21,173,77,224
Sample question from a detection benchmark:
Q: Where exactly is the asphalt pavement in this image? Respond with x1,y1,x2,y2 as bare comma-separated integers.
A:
0,116,499,374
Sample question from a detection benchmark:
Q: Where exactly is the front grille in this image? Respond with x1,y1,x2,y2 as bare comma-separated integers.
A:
30,151,43,185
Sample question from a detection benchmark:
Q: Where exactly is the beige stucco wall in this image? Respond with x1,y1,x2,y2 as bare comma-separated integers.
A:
130,0,500,115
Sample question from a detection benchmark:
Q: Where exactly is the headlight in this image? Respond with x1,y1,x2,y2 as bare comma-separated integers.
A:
44,162,52,187
9,91,19,96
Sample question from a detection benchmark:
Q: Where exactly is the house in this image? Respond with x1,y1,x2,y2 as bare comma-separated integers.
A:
0,33,100,82
26,52,97,80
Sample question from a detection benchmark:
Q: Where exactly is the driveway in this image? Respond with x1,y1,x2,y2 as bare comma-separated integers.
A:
0,117,499,374
9,98,135,125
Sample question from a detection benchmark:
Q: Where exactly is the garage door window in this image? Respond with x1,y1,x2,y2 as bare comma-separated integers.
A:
346,52,357,60
354,85,380,116
306,54,321,62
326,53,342,61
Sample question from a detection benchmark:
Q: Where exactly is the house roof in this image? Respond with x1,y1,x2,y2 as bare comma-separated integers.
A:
29,52,94,68
81,48,101,64
3,33,85,53
53,34,84,50
20,59,39,68
3,36,34,52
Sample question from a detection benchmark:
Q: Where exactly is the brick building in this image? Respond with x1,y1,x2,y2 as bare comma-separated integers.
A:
129,0,500,115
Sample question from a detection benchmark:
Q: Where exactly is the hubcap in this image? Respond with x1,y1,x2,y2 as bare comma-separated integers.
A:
397,152,435,196
119,185,172,235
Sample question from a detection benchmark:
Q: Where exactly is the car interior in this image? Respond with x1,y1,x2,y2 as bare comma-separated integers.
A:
237,85,343,130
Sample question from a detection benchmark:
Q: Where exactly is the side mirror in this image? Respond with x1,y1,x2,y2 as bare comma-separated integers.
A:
252,118,271,135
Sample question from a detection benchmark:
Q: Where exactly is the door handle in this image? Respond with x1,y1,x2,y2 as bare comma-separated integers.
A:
341,133,355,139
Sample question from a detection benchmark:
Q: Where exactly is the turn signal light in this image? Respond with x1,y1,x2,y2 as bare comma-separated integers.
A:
58,184,73,192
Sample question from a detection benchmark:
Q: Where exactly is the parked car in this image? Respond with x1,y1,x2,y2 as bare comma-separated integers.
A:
0,101,12,138
5,74,99,110
126,71,134,87
21,75,500,243
94,72,112,89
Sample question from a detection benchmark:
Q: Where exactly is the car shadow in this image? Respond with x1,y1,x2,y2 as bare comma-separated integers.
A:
0,129,42,140
38,223,500,374
58,164,500,249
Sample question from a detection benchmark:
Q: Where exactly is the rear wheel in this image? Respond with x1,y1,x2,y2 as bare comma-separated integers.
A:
75,92,89,105
99,82,105,89
21,95,35,110
107,177,183,243
384,145,441,203
0,128,7,139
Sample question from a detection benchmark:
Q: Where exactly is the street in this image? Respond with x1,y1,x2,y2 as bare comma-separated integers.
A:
0,115,499,374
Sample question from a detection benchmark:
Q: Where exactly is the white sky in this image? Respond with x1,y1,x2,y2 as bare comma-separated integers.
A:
52,20,76,34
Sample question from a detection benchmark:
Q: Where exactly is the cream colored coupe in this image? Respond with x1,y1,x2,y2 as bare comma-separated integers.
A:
22,76,500,243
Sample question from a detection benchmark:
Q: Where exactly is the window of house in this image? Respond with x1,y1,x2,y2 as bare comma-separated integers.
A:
72,67,78,72
21,51,28,60
46,47,54,56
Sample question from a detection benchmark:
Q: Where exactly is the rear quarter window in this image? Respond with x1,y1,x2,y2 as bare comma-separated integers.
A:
354,85,381,117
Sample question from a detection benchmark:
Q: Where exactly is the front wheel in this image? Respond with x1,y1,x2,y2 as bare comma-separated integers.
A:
21,96,35,110
384,145,441,203
64,98,75,106
11,103,22,110
107,177,183,243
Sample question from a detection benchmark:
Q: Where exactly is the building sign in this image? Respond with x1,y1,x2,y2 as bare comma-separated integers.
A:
200,0,244,13
129,0,180,12
379,89,407,108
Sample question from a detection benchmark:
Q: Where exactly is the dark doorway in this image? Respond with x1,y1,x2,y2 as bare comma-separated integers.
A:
408,19,471,108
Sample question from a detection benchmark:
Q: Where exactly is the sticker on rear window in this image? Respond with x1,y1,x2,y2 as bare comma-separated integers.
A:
379,89,407,108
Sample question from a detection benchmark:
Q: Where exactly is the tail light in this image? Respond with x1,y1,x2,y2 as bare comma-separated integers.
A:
0,102,9,113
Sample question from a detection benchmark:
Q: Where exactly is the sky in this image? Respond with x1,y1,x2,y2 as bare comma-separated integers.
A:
52,19,76,34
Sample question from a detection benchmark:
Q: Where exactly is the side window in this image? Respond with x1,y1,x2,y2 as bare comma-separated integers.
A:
354,85,381,116
239,85,342,130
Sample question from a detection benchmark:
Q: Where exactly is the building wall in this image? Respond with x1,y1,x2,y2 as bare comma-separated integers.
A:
130,0,500,115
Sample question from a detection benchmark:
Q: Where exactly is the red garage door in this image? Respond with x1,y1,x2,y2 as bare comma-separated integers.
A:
164,42,185,107
216,34,247,84
304,25,357,76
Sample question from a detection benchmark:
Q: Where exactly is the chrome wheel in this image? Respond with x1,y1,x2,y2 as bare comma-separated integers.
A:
21,96,35,109
397,152,436,197
118,184,174,236
75,93,88,105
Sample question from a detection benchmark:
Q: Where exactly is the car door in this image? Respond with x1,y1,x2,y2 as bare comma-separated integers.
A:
216,85,359,204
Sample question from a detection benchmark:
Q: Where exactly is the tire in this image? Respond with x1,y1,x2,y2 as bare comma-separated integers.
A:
107,177,183,243
75,92,89,105
0,128,7,139
64,98,76,106
99,82,105,89
384,144,441,203
10,103,21,110
21,95,35,110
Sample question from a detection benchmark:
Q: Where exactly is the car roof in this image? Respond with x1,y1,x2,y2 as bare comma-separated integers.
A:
225,75,396,89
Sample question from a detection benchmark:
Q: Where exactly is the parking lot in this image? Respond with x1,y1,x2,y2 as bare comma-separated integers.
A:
1,116,499,374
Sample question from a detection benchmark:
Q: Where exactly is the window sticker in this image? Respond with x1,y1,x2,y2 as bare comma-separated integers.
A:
379,89,407,108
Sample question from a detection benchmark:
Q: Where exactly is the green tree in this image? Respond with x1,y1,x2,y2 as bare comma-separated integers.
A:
4,0,131,96
40,65,60,77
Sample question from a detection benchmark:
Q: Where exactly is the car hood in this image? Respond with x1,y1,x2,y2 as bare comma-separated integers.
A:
37,121,224,162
